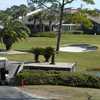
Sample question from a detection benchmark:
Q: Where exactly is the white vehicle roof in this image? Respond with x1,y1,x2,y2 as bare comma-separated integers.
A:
0,57,8,61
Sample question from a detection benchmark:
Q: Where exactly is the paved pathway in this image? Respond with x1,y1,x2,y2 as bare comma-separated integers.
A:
0,50,27,55
0,86,47,100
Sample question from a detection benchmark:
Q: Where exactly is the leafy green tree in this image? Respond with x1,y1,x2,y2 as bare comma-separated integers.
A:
5,5,19,19
43,9,58,31
64,12,93,29
64,8,100,31
81,9,100,16
42,4,59,31
28,11,43,33
5,5,28,19
18,4,29,20
37,12,44,32
29,0,95,52
0,11,11,25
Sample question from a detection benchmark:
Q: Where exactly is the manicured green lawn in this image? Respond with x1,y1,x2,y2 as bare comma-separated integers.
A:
2,34,100,71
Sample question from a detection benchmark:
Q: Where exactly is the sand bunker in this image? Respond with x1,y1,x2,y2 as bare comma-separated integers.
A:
60,44,97,52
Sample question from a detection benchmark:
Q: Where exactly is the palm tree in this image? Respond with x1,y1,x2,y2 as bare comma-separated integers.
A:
28,11,44,32
43,9,57,31
37,12,43,32
28,12,40,33
0,20,30,50
18,5,29,20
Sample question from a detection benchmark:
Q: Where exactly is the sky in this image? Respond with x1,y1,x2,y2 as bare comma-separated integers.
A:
0,0,99,10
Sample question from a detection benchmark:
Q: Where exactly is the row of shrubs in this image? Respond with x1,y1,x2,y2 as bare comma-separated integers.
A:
15,70,100,89
31,32,56,38
31,47,55,63
30,31,84,38
62,31,84,34
30,31,97,38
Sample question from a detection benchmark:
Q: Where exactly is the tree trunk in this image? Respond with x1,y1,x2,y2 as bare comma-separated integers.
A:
39,18,43,32
3,35,13,50
56,0,64,52
33,18,37,32
50,54,55,64
44,55,50,62
45,58,49,62
34,54,39,63
49,20,52,31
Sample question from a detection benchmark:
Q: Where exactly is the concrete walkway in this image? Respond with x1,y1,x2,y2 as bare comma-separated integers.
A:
0,50,27,55
0,86,47,100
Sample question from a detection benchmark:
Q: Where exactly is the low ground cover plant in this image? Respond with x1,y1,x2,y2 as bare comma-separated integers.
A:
15,71,100,89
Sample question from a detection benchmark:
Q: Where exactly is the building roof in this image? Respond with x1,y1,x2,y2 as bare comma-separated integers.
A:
64,8,80,14
88,15,100,24
19,9,43,20
26,9,43,16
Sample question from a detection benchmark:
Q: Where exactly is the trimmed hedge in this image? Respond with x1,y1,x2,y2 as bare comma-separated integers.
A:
15,71,100,88
31,32,56,38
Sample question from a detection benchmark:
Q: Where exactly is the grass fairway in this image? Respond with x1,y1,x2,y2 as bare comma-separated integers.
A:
2,34,100,71
20,85,100,100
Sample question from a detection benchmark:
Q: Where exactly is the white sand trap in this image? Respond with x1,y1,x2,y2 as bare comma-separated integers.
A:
60,44,97,52
60,46,86,52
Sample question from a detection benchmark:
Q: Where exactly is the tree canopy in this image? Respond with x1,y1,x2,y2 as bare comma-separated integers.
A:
5,5,29,19
64,12,93,29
